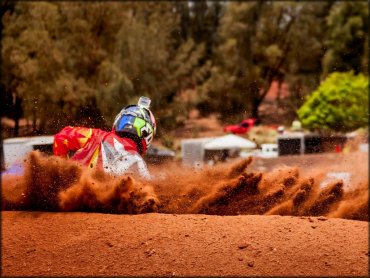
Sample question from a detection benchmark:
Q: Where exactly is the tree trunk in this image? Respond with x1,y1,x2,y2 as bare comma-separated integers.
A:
32,108,37,134
13,95,21,137
276,81,282,109
14,116,19,136
251,99,261,124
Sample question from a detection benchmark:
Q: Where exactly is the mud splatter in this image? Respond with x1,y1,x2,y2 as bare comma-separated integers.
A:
1,151,368,221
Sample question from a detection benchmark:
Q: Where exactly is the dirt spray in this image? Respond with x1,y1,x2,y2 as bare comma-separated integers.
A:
1,151,368,221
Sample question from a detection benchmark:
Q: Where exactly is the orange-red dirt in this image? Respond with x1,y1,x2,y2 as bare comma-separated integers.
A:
2,212,368,276
1,150,369,276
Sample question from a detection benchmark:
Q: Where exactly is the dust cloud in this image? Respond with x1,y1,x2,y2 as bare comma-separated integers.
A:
1,151,368,221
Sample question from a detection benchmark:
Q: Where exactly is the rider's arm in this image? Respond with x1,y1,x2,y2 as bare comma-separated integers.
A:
53,126,93,158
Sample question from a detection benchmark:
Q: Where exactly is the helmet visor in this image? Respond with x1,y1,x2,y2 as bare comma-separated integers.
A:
116,115,136,131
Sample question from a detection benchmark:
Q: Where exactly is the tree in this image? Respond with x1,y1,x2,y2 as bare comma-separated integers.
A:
199,2,301,122
322,1,368,76
297,72,368,133
2,2,69,133
1,2,128,133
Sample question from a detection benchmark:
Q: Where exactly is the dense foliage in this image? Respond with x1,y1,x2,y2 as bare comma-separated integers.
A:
0,1,368,136
298,72,369,132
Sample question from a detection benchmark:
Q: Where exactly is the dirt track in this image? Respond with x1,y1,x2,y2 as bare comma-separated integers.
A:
2,211,368,277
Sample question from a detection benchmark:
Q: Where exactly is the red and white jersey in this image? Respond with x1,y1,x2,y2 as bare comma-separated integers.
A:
53,126,150,179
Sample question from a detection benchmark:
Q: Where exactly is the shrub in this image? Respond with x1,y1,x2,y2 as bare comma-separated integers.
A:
297,72,369,133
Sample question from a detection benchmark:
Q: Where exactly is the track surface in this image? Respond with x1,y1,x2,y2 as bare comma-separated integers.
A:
2,211,368,276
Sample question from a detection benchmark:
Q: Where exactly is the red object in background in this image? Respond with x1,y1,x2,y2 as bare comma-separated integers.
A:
335,145,342,153
223,118,257,134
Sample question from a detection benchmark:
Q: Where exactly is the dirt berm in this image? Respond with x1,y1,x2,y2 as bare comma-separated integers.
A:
2,212,368,276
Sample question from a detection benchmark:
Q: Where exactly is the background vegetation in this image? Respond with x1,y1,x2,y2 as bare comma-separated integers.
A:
298,72,369,133
0,1,368,137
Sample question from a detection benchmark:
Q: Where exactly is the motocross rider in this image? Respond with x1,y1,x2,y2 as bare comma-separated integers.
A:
53,96,156,179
